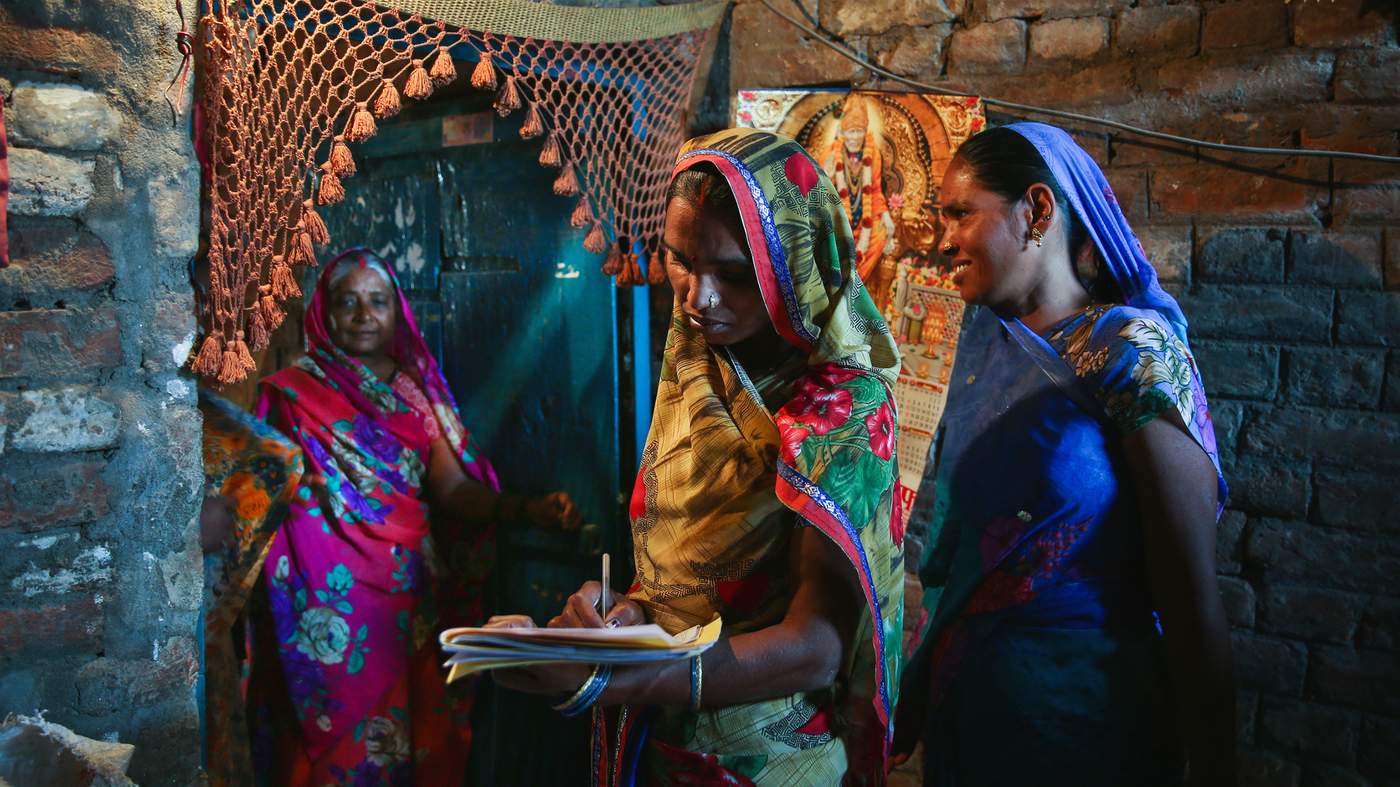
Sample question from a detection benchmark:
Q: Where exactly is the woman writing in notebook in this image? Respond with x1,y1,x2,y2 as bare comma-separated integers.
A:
491,130,906,785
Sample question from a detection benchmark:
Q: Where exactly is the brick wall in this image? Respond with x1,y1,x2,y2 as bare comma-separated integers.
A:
0,2,203,784
723,1,1399,784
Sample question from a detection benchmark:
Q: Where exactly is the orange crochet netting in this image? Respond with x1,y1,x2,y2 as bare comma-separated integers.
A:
192,0,726,383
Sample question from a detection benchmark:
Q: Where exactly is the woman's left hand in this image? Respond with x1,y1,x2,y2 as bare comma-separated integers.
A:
524,491,583,531
483,614,594,696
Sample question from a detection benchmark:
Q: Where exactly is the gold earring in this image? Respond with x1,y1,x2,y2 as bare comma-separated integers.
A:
1029,226,1044,248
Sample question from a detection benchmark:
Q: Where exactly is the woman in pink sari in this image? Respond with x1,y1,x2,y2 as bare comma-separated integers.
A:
249,247,579,786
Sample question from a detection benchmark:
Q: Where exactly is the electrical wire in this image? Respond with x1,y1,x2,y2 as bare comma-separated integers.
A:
758,0,1400,165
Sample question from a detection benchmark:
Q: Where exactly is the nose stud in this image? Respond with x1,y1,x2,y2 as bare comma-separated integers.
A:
940,243,955,255
708,293,717,309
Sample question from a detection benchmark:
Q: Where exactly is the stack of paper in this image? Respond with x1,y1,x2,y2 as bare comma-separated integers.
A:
439,617,722,684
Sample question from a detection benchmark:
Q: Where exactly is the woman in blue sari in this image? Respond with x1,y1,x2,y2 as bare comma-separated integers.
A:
895,123,1234,785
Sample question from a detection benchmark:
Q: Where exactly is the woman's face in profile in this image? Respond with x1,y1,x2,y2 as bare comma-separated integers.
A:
938,156,1035,308
663,197,771,347
326,265,397,359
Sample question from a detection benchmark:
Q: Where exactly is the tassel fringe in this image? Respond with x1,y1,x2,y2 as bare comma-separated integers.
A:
552,165,579,196
318,164,345,205
583,221,607,254
269,255,302,300
429,48,457,86
303,200,330,246
569,197,592,228
345,103,376,143
234,331,257,372
470,54,497,90
249,309,269,351
495,76,521,116
600,248,622,276
372,79,401,118
404,60,433,100
218,347,243,384
329,138,356,177
291,226,316,268
539,133,562,167
259,287,285,330
191,333,223,375
519,102,543,139
646,254,666,286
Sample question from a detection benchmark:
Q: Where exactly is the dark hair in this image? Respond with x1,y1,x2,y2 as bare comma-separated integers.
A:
954,127,1119,302
665,163,749,256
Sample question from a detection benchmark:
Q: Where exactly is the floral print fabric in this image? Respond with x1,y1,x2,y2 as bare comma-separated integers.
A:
250,248,499,786
607,129,904,786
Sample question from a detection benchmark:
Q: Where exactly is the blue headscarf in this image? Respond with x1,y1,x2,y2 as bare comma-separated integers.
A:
1005,122,1190,343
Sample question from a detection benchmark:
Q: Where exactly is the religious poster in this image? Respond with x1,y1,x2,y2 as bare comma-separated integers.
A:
735,89,985,519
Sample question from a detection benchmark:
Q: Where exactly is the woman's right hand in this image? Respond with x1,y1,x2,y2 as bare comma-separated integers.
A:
524,491,583,531
547,581,646,629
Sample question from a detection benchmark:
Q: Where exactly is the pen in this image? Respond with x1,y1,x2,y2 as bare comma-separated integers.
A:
599,552,611,626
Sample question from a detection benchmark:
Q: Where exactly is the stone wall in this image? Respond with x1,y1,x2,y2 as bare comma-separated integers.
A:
726,1,1398,784
0,2,203,784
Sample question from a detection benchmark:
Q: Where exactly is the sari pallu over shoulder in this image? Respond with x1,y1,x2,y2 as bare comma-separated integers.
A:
249,248,499,784
606,129,905,786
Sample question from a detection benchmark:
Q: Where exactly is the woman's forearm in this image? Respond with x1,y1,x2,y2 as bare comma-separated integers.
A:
601,615,845,708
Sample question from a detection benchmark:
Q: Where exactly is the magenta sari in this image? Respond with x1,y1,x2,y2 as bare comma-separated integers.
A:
251,248,498,786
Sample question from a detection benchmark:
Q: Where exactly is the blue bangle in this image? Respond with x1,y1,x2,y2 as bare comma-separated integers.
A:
688,654,703,712
554,664,612,718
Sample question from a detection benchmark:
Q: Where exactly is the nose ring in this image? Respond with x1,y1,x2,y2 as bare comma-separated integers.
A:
940,243,955,255
708,293,717,309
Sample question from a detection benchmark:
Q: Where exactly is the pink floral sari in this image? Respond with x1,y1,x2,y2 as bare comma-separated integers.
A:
250,248,498,786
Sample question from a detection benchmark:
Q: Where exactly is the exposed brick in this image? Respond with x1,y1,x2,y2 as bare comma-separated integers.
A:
6,148,96,218
1303,763,1370,787
1260,697,1359,764
730,2,863,94
947,20,1026,75
1288,231,1383,288
873,25,951,79
0,596,104,660
1338,181,1400,226
1198,227,1286,283
822,0,964,35
1239,689,1259,744
956,59,1134,107
8,82,121,151
1137,224,1191,285
1177,286,1332,343
1243,408,1399,464
1337,292,1400,348
1387,352,1400,412
1212,399,1248,466
1218,575,1256,628
1358,597,1400,651
1239,747,1300,787
1309,646,1400,715
1143,51,1335,110
1247,518,1400,593
1232,631,1308,694
1285,348,1384,409
1335,49,1400,104
1359,715,1400,781
1293,0,1397,48
1314,464,1400,532
0,217,114,303
73,638,199,717
1387,230,1399,291
1302,105,1400,158
1150,163,1323,225
1115,5,1199,55
984,0,1119,21
1218,509,1248,574
9,387,120,453
0,456,111,531
0,308,121,379
3,540,113,600
1029,16,1107,64
1259,584,1365,644
0,9,120,76
1202,0,1289,50
1195,341,1279,400
1227,458,1310,519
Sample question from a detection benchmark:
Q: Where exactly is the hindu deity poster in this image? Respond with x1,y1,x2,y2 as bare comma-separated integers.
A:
735,89,985,519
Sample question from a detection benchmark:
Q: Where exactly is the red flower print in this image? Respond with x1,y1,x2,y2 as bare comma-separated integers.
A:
784,152,818,197
776,412,811,464
865,401,895,461
784,387,853,435
628,463,648,522
803,363,862,390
